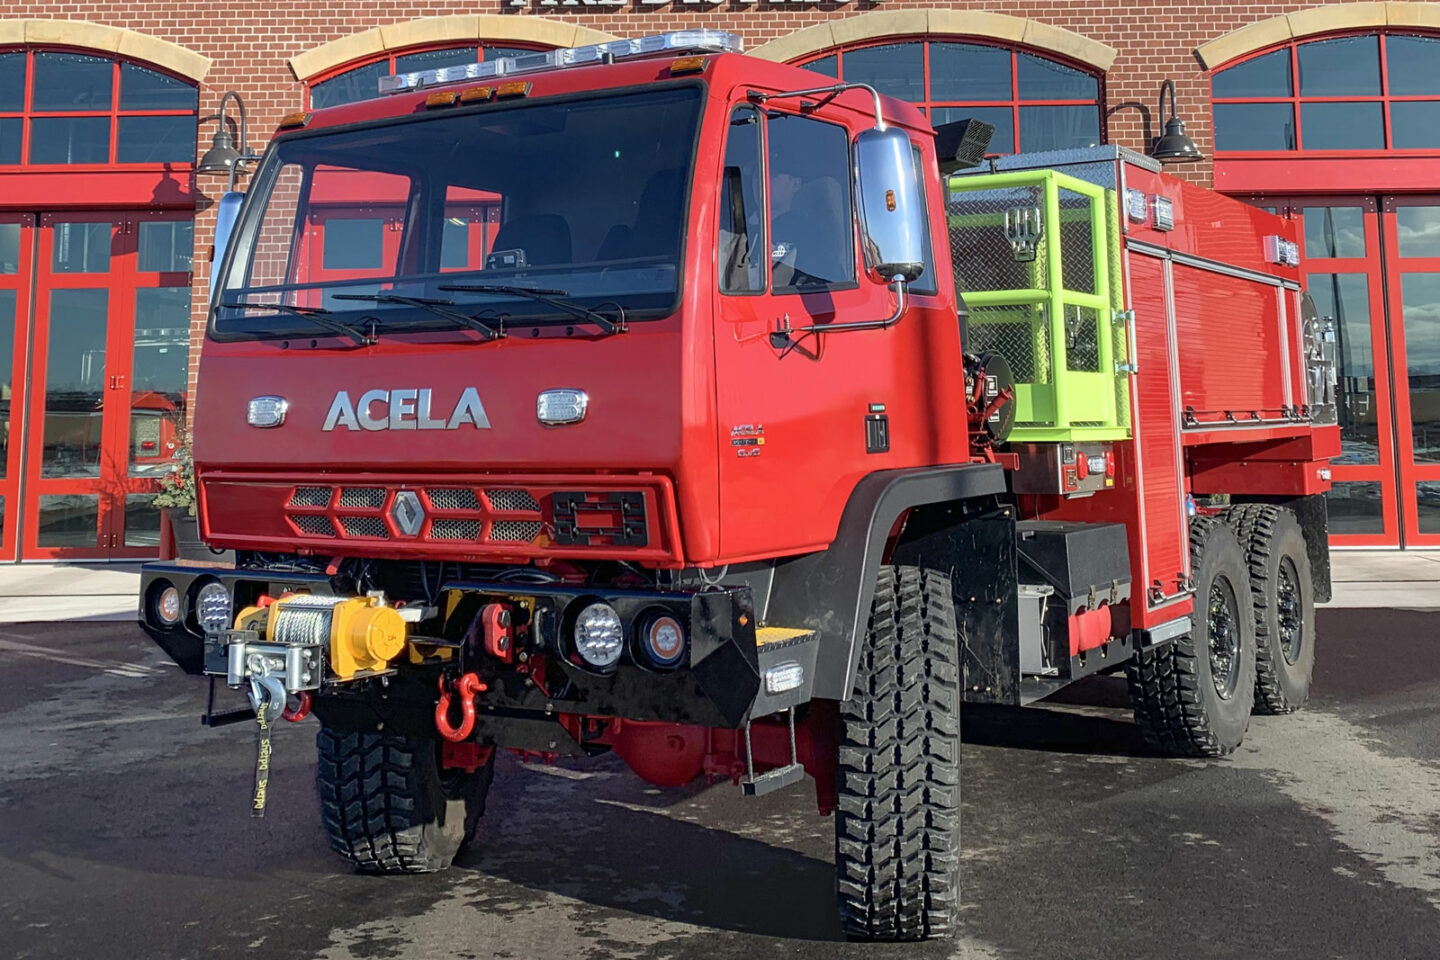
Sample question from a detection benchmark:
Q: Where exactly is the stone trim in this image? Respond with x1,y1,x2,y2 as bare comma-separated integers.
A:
0,19,210,81
289,15,620,82
1196,3,1440,70
749,10,1117,72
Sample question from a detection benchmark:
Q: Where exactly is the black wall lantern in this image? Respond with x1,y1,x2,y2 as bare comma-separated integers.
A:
1151,79,1204,163
197,91,257,190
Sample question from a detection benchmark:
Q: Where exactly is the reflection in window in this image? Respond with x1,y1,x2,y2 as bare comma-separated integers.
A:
1213,34,1440,152
798,40,1103,155
52,222,111,274
124,494,163,547
131,287,190,476
117,115,197,163
1395,207,1440,258
30,117,110,164
767,113,855,292
37,494,100,548
1300,103,1383,151
139,221,195,273
0,52,23,111
41,289,108,479
1303,207,1366,259
0,118,18,165
1400,273,1440,463
0,223,17,273
322,218,386,270
0,290,13,478
119,63,197,110
31,53,112,111
1325,481,1385,535
1309,273,1376,465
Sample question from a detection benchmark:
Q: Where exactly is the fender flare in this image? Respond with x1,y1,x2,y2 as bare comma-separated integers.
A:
766,463,1005,700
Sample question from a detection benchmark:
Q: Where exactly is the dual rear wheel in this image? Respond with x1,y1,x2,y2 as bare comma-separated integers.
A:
1127,506,1316,758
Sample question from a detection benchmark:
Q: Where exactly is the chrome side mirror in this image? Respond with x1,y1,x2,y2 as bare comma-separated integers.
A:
854,126,925,285
208,190,246,297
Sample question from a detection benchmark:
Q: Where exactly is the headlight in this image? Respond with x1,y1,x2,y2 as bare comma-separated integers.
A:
196,581,233,635
573,602,623,669
639,613,685,668
153,582,181,627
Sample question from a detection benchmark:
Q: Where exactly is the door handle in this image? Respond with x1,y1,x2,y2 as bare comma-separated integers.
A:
108,375,126,390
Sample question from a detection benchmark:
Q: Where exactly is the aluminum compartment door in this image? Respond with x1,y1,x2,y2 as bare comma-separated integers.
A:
1127,249,1191,614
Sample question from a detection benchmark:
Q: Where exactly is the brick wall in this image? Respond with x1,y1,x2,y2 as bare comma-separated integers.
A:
0,1,1390,404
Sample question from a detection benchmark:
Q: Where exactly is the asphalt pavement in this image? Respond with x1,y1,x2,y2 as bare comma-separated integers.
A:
2,609,1438,959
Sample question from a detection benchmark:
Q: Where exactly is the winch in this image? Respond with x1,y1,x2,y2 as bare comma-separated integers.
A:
225,593,409,719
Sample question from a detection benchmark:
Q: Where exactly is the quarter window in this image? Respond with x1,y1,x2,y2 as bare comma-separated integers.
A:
718,106,766,294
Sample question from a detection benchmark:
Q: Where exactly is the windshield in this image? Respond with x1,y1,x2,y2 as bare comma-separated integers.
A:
213,85,702,341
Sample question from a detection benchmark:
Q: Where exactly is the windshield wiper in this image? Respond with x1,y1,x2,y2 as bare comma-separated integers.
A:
219,300,373,346
330,293,504,341
438,284,624,335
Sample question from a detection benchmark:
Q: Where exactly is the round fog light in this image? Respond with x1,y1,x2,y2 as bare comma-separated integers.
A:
641,614,685,668
573,602,623,669
196,581,233,636
154,583,181,627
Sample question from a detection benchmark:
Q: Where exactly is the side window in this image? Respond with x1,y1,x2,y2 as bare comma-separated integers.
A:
768,112,856,293
910,144,938,296
719,106,766,294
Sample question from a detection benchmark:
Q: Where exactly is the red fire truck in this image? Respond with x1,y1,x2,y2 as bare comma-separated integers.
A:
139,31,1339,941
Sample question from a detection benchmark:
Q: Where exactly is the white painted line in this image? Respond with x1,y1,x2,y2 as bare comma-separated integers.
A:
0,636,159,678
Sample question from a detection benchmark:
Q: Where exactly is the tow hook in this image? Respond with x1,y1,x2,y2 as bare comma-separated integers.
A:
247,672,288,724
435,672,487,742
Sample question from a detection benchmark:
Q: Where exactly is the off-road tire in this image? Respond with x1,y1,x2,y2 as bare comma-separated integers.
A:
836,566,961,941
1127,516,1256,757
1225,504,1316,714
317,727,494,873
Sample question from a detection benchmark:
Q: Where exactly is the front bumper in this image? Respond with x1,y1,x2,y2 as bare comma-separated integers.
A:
139,562,815,735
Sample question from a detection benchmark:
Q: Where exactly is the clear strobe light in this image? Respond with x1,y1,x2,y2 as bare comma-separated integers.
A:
196,581,233,636
378,31,744,95
573,602,624,669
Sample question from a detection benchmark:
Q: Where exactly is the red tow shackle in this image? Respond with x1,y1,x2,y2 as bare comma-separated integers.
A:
435,672,486,742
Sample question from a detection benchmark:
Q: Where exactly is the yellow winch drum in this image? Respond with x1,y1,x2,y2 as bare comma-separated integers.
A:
233,593,408,683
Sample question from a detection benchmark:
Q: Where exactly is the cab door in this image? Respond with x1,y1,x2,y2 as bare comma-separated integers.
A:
711,98,949,561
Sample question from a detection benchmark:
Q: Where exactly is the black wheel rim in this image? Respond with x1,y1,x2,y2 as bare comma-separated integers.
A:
1208,575,1242,699
1277,556,1304,665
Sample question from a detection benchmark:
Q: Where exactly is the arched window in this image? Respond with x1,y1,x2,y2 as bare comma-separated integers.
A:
1212,33,1440,153
796,39,1104,154
308,44,549,109
0,48,197,166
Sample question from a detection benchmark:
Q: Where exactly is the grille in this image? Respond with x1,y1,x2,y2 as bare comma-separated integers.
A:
292,515,337,537
431,518,482,541
428,488,481,511
491,520,543,542
340,516,390,538
289,486,331,507
486,489,540,512
339,487,386,509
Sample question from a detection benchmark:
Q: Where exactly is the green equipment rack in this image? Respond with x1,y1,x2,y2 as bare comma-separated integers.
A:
947,168,1131,442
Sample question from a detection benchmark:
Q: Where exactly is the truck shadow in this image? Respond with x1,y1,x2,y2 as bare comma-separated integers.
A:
961,675,1155,757
454,758,860,943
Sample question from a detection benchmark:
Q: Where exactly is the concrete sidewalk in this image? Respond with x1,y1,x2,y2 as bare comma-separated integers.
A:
0,551,1436,624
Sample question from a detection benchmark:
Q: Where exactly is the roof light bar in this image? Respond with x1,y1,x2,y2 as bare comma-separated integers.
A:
377,30,744,96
